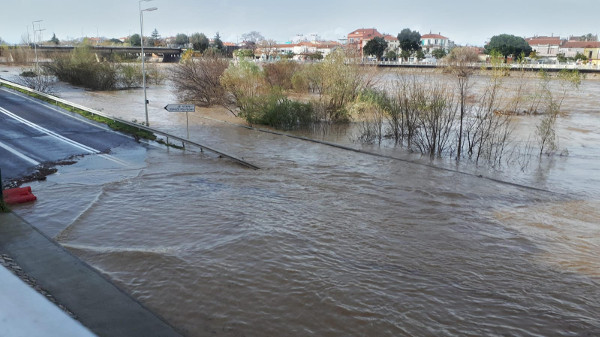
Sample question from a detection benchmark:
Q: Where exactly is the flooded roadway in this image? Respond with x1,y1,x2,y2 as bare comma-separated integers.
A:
6,67,600,336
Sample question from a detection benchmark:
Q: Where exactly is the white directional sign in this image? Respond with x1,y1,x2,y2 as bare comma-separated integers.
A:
164,104,195,112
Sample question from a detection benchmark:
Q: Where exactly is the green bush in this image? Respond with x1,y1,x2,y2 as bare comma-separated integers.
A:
119,64,143,87
44,47,119,90
243,92,315,130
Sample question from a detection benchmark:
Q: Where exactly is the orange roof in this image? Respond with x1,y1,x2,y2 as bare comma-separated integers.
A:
561,41,600,48
526,36,561,45
348,28,382,40
383,34,398,41
421,34,447,39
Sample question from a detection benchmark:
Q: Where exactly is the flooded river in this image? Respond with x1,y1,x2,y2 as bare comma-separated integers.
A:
5,67,600,336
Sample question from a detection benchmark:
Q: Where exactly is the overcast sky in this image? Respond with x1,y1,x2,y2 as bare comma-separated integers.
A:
1,0,599,45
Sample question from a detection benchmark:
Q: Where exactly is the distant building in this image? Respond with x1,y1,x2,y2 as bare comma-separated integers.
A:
255,40,341,61
584,45,600,65
383,34,399,54
291,34,320,44
347,28,383,57
525,36,561,57
347,28,382,44
559,40,600,58
420,33,450,54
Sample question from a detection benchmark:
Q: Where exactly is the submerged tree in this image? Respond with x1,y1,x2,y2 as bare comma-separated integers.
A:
443,47,480,159
171,54,229,106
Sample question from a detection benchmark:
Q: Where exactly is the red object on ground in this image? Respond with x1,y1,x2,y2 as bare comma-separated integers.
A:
3,186,32,197
2,186,37,205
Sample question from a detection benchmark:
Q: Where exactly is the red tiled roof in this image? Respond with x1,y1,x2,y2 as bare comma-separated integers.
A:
383,34,398,41
561,41,600,48
348,28,382,39
421,34,447,39
526,36,561,46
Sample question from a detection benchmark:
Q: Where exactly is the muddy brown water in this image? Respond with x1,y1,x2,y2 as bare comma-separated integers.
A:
5,66,600,336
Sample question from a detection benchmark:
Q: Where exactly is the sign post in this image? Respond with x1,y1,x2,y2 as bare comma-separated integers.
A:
164,104,195,139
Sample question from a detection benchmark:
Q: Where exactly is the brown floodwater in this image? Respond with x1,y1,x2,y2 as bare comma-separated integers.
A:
6,66,600,336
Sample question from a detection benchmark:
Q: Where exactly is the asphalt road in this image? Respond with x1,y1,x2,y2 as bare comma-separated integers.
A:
0,87,137,181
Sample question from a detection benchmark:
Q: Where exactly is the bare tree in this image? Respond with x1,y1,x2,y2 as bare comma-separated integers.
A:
442,47,480,159
18,68,56,94
257,39,279,60
170,55,229,106
241,31,264,51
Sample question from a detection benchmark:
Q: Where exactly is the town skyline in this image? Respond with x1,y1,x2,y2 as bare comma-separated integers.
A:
2,0,599,47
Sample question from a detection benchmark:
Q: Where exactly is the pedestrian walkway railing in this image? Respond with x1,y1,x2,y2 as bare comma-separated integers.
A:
0,78,259,170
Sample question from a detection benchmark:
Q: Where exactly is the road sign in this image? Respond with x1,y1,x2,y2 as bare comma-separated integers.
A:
164,104,195,112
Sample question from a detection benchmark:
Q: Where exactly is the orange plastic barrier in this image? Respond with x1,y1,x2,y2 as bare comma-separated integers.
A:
3,186,32,197
2,186,37,204
4,193,37,204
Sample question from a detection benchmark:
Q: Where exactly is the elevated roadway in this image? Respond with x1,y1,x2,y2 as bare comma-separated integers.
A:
37,45,182,62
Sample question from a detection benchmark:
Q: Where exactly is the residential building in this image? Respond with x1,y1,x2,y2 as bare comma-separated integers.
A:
420,33,449,54
584,46,600,65
347,28,383,57
347,28,382,44
560,40,600,58
256,41,341,61
525,36,561,57
383,34,399,54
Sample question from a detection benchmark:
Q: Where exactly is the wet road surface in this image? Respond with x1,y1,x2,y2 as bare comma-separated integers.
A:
0,87,137,180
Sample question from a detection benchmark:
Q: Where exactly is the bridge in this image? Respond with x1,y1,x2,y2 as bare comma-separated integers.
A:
36,45,183,62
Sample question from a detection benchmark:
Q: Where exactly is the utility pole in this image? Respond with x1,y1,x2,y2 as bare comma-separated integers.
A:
32,20,43,73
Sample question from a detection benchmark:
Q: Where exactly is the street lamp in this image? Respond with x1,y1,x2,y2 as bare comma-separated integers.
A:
139,0,157,126
32,20,43,73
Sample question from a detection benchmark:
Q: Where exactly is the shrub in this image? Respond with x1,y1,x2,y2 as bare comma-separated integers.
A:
146,63,167,85
221,59,269,113
263,60,300,90
243,91,315,129
119,64,143,87
44,46,119,90
18,68,56,94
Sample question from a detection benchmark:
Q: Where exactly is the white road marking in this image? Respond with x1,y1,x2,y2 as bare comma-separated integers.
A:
0,140,41,165
0,87,110,130
0,106,98,154
0,106,129,167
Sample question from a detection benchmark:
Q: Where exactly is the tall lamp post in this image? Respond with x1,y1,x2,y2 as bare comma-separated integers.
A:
32,20,43,73
139,0,157,126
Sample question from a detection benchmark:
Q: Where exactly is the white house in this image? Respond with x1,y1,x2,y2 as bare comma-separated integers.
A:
525,36,561,57
420,33,450,54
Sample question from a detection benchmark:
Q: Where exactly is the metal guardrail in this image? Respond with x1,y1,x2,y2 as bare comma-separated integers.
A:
0,78,259,170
